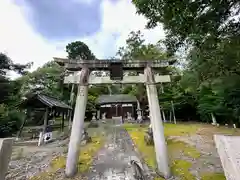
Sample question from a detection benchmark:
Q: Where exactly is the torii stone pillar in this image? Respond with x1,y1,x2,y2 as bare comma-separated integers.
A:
65,67,90,177
144,66,171,178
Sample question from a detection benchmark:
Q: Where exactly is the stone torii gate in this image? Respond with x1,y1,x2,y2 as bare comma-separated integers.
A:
54,58,172,179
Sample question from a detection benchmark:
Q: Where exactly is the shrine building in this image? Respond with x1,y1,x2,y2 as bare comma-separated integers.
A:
96,94,138,119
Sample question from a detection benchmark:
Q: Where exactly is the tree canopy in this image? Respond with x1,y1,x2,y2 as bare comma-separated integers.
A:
0,53,32,137
66,41,96,60
133,0,240,54
132,0,240,124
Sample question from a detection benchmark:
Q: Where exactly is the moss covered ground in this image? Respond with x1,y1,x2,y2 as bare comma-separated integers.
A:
30,136,104,180
123,123,227,180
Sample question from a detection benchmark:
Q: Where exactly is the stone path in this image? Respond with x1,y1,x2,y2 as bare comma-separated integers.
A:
84,119,152,180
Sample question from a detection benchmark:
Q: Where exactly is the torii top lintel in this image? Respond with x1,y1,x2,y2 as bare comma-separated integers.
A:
53,57,173,71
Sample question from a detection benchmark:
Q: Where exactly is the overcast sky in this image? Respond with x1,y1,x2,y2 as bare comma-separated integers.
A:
0,0,165,75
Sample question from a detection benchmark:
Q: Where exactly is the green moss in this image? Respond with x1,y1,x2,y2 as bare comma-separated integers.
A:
123,123,148,131
124,123,200,137
128,129,157,168
126,124,200,166
164,123,200,137
78,137,103,172
167,139,201,159
171,160,195,180
30,136,104,180
50,156,66,170
125,124,201,180
201,173,226,180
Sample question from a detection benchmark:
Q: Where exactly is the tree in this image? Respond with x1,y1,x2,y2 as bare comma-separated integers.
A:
0,53,32,104
117,31,175,114
19,61,68,101
132,0,240,126
132,0,240,54
0,53,32,137
66,41,96,60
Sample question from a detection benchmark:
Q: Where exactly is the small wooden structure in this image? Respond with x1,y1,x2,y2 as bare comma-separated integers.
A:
96,94,138,119
18,92,72,141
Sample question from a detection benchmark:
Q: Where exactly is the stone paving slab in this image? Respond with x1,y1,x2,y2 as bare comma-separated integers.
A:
84,119,152,180
214,135,240,180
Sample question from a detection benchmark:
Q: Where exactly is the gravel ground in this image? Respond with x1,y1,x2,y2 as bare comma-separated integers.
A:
6,123,230,180
7,139,69,180
168,126,227,179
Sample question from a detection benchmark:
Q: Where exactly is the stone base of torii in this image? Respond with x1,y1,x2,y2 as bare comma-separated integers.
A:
54,58,172,179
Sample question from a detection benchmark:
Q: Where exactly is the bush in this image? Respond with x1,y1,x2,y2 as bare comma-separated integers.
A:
0,104,24,138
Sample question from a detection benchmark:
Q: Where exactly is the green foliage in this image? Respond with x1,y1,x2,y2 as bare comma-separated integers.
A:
0,104,24,137
19,61,71,103
0,53,32,76
66,41,96,60
132,0,239,54
132,0,240,124
117,31,169,61
0,53,31,137
118,30,174,112
0,53,32,104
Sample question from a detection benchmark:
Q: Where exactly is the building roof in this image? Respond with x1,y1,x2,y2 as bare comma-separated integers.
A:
19,92,72,111
96,94,138,104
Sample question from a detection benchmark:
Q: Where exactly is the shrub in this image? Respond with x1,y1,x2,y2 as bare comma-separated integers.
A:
0,104,24,137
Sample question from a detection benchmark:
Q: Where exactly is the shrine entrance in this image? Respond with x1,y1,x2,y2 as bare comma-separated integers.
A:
96,94,138,119
54,58,172,179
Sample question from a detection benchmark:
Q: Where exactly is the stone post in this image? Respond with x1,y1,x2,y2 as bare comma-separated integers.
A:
97,110,100,120
0,138,13,180
65,68,90,177
91,112,96,121
144,66,171,178
38,108,49,146
102,112,106,120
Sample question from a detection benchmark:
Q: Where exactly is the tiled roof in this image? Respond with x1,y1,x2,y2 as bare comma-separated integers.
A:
37,94,72,109
20,92,72,110
96,94,137,104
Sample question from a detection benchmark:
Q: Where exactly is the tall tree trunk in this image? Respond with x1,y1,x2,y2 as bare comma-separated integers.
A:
169,111,172,123
211,113,217,125
17,109,29,140
162,110,166,122
171,101,176,124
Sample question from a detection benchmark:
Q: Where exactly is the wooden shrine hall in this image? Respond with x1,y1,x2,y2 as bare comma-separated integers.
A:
18,92,72,138
96,94,138,119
